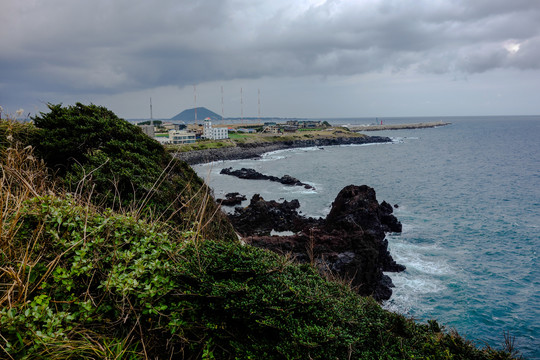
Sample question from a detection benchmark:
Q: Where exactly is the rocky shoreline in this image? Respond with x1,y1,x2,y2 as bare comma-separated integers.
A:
175,135,392,165
220,167,314,189
180,134,405,301
229,185,405,301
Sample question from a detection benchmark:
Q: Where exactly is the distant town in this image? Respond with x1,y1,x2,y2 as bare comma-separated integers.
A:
136,107,332,145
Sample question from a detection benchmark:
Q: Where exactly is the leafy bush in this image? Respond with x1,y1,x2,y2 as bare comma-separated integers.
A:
27,103,235,240
0,195,518,359
32,103,171,200
0,111,519,359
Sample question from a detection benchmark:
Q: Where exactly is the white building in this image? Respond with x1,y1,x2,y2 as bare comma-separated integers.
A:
203,118,228,140
169,130,196,144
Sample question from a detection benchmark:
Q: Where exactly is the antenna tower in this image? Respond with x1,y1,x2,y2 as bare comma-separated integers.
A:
193,84,197,125
258,89,261,124
241,87,244,124
221,86,224,124
150,97,153,126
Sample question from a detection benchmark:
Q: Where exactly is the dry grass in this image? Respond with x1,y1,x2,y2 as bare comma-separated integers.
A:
0,117,228,311
0,118,224,358
0,120,56,309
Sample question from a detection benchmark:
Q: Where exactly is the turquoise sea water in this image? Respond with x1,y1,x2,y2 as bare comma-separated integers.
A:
194,116,539,359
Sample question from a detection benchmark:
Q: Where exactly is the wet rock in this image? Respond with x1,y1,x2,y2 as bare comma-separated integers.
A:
220,167,314,189
217,192,247,207
228,185,405,301
228,194,315,236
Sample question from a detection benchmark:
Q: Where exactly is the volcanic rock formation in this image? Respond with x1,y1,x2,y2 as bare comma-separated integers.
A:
216,192,247,207
228,185,405,301
220,167,314,189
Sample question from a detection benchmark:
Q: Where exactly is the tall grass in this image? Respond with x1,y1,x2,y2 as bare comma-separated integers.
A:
0,118,222,358
0,117,521,359
0,120,54,309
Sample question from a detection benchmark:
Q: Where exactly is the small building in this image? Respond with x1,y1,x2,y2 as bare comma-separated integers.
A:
262,125,280,134
300,120,322,128
169,130,196,144
162,122,183,131
282,125,298,132
139,125,155,137
203,118,229,140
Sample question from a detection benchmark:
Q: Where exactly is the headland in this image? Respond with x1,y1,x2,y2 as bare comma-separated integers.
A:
345,121,451,131
170,122,451,165
174,132,391,164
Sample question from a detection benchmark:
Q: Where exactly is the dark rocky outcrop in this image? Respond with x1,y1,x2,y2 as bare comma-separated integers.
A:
216,192,247,207
220,167,314,189
175,136,391,165
228,185,405,301
229,194,317,236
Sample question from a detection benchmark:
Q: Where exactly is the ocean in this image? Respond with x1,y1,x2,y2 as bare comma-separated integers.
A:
193,116,540,359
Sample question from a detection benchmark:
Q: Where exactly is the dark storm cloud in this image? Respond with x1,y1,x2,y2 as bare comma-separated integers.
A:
1,0,539,113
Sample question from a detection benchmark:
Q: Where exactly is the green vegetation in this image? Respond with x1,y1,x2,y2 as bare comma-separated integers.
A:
0,106,521,359
0,195,520,359
297,127,325,132
167,139,236,152
165,128,364,153
227,132,252,140
160,122,366,154
25,103,235,240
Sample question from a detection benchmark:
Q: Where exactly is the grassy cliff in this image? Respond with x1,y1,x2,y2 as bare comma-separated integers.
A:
0,105,520,359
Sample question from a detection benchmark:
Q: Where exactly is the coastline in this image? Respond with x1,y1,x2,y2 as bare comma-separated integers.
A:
345,121,451,131
174,134,392,165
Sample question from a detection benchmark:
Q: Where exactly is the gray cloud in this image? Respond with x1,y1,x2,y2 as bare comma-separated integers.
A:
1,0,539,116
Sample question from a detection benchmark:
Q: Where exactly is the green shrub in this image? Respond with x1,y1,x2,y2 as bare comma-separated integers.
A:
29,103,235,240
0,196,517,359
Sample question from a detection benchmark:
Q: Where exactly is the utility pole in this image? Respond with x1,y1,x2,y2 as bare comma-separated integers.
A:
258,88,261,124
149,97,153,126
193,84,197,125
221,85,224,125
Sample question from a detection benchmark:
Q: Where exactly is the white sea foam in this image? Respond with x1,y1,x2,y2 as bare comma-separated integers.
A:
270,230,295,236
192,116,540,358
258,156,287,162
262,146,320,159
404,256,451,275
284,186,318,195
389,240,452,275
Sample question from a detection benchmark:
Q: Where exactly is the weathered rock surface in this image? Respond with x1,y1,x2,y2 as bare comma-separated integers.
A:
228,185,405,301
220,167,314,189
216,192,247,207
229,194,317,235
175,136,392,165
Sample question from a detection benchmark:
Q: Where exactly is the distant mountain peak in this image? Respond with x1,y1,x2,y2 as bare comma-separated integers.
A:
171,107,221,121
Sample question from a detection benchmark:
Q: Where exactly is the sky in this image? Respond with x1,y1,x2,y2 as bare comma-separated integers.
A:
1,0,540,119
